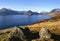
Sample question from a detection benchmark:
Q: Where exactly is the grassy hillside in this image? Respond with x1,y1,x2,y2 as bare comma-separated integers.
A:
0,14,60,41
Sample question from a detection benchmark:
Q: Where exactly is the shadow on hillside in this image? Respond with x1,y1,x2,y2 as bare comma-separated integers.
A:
9,36,22,41
19,27,40,41
20,27,60,41
51,33,60,41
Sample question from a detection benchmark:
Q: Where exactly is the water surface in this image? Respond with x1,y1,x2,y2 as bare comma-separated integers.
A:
0,15,50,29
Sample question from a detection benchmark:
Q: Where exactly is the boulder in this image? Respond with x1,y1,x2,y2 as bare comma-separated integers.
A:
39,27,51,39
3,27,26,41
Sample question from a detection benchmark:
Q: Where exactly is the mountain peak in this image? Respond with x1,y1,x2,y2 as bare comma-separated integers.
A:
51,8,60,12
1,8,8,10
27,10,32,13
0,8,9,12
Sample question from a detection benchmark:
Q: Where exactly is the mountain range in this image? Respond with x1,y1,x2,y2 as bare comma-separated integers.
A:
0,8,40,15
0,8,60,15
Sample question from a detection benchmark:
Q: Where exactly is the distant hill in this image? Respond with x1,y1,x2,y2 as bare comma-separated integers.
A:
1,8,56,15
0,8,40,15
39,11,49,15
1,8,60,16
25,10,40,15
0,8,26,15
50,8,60,13
47,8,60,17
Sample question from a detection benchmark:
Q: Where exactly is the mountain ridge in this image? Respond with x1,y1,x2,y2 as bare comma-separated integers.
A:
47,8,60,17
0,8,40,15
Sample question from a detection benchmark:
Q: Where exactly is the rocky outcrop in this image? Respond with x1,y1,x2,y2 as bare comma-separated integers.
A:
32,27,55,41
38,27,54,41
39,27,51,39
3,27,26,41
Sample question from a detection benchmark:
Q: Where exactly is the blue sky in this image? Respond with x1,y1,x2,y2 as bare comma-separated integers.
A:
0,0,60,12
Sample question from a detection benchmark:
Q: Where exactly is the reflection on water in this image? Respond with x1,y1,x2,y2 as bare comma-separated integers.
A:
0,15,50,29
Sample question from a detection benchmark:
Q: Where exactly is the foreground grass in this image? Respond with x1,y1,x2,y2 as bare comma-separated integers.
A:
20,21,60,35
0,33,9,41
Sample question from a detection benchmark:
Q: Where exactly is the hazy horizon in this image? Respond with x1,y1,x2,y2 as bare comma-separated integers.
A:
0,0,60,12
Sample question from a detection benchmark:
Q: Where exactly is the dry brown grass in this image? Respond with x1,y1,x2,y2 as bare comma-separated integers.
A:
21,21,60,35
0,33,9,41
0,14,60,41
0,20,60,41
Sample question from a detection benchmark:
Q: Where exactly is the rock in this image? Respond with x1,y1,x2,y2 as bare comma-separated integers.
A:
38,28,54,41
39,27,51,39
3,38,10,41
3,27,26,41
